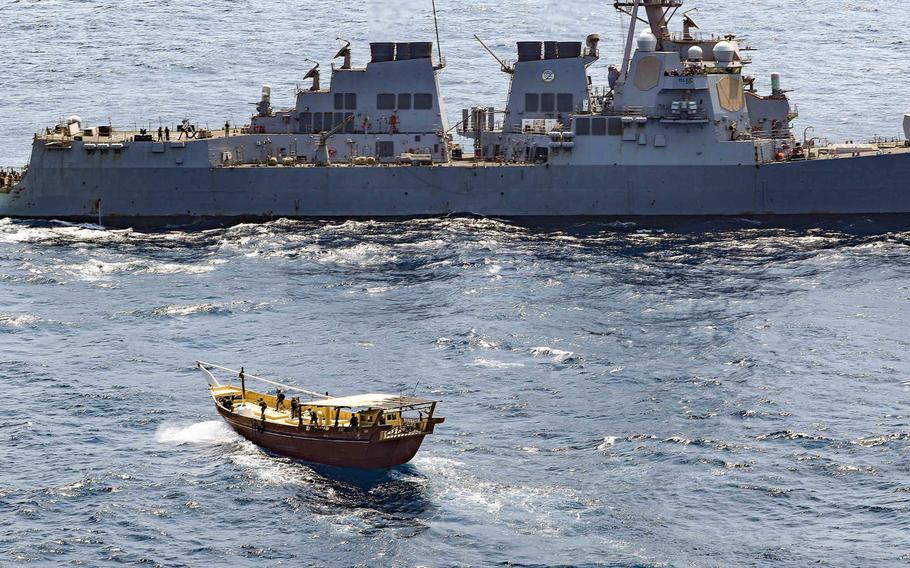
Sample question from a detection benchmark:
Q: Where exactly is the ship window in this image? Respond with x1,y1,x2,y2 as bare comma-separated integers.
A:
377,93,396,110
324,112,334,131
575,117,590,136
525,93,539,113
414,93,433,109
345,93,357,110
344,113,355,133
398,93,412,110
592,117,607,136
557,93,574,113
608,117,623,135
334,93,345,110
540,93,555,112
333,112,345,129
300,112,313,133
312,112,323,132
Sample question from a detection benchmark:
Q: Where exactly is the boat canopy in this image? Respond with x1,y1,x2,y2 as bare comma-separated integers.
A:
299,393,436,410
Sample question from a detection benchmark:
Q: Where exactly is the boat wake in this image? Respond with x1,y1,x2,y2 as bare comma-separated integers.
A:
154,420,237,446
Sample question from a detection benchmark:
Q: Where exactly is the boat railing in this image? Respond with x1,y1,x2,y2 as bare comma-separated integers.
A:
379,418,425,440
196,361,328,399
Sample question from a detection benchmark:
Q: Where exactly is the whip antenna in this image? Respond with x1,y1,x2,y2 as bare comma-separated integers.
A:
432,0,445,68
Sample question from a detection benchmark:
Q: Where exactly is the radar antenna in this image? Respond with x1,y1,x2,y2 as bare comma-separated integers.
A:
682,8,699,40
303,59,321,91
334,38,352,70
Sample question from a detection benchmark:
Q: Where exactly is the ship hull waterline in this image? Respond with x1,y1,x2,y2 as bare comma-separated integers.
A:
3,153,910,225
216,406,427,470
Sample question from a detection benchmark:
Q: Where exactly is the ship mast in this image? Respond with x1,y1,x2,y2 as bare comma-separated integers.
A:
614,0,683,46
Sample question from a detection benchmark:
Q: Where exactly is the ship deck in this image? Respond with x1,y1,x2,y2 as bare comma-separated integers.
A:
34,129,910,168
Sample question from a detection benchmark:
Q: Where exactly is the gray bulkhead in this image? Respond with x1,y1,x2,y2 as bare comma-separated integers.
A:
247,43,450,164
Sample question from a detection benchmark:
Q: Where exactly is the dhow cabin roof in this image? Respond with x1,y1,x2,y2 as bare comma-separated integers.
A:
302,393,436,410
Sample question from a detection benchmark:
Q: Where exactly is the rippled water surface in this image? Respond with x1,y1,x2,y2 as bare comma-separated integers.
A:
2,0,910,566
1,217,909,567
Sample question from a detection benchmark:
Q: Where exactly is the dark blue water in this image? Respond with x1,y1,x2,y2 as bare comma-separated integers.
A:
1,217,909,566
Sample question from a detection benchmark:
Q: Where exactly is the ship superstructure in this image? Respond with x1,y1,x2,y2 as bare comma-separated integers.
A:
1,0,908,224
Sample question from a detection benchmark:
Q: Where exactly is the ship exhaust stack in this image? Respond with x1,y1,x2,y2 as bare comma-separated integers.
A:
771,72,783,96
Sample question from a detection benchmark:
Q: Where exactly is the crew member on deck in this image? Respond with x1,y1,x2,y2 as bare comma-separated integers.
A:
349,413,359,430
309,409,319,426
258,398,267,420
275,389,286,410
157,127,163,141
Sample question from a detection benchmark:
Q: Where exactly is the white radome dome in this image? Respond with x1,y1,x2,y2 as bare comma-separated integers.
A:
687,46,704,61
713,41,736,63
67,115,82,125
637,31,658,52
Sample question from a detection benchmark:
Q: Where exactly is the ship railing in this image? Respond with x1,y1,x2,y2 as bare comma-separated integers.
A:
379,418,425,441
750,127,794,141
667,31,724,43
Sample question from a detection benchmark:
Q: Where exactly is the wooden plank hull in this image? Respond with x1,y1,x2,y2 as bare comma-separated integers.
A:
216,405,428,469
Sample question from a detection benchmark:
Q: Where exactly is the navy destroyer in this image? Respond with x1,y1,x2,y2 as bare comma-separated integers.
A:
2,0,909,225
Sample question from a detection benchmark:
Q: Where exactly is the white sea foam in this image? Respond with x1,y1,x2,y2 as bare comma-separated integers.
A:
154,420,237,446
529,346,576,363
469,358,525,369
596,436,619,451
0,313,43,327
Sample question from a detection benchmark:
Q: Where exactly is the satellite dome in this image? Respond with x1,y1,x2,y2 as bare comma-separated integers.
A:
66,115,82,125
637,31,658,52
713,41,735,63
687,46,704,61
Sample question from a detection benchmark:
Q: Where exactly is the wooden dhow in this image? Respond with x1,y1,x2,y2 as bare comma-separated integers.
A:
196,361,444,469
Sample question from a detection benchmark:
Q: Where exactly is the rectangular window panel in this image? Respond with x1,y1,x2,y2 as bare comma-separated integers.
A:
345,93,357,110
525,93,539,113
324,113,334,131
540,93,555,112
377,93,396,110
575,117,590,136
377,141,395,158
333,112,345,129
344,113,355,133
608,117,623,135
299,112,312,133
312,112,323,132
398,93,412,110
592,117,607,136
414,93,433,109
557,93,574,113
334,93,345,110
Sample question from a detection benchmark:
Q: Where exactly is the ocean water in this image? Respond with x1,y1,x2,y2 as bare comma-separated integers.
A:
2,217,910,567
2,1,910,567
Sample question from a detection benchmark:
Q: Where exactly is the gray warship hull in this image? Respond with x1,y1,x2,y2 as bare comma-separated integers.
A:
2,152,909,225
5,0,910,226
